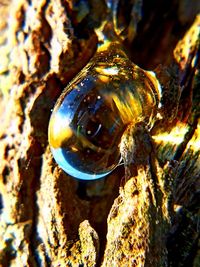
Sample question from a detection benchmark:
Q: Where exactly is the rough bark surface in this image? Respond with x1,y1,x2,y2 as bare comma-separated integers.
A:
0,0,199,266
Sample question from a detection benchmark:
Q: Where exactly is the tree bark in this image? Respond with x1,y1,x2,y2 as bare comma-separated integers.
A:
0,0,199,266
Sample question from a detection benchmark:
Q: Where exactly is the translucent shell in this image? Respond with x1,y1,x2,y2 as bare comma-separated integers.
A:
48,42,161,180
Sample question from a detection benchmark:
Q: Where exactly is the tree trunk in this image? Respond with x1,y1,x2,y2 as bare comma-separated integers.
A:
0,0,199,266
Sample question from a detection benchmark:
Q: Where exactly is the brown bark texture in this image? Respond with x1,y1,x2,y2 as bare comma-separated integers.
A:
0,0,199,266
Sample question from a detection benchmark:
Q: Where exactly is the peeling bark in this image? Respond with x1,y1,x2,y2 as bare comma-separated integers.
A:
0,1,199,266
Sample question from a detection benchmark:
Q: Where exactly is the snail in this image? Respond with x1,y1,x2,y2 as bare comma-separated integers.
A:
48,2,162,180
